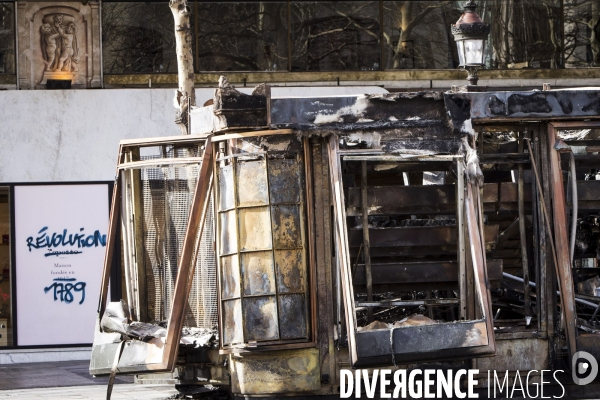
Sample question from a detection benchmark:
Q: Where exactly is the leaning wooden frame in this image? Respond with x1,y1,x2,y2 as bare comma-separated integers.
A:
547,121,600,361
327,135,496,367
91,135,213,375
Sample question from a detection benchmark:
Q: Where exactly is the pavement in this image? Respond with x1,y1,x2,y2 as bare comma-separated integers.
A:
0,361,178,400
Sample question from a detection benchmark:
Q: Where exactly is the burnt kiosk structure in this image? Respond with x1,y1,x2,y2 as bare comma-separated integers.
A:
90,81,600,397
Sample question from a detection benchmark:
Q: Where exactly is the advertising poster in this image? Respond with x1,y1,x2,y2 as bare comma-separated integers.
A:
14,184,109,346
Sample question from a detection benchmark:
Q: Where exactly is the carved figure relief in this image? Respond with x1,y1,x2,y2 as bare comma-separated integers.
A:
40,13,79,72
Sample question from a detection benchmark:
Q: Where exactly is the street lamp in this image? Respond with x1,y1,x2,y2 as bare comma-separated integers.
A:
451,0,490,88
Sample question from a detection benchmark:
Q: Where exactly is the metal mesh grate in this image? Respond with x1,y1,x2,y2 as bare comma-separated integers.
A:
138,145,217,329
185,197,217,327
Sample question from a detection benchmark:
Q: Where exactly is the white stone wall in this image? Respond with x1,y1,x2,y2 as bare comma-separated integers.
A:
0,86,388,183
0,89,179,182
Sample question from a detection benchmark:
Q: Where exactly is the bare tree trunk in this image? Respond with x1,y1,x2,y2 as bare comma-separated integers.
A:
391,1,449,69
170,0,195,135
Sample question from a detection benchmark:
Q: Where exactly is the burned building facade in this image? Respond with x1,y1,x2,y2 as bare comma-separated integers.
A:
90,83,600,397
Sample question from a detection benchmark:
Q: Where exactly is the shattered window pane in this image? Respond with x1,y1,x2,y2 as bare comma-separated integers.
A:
218,136,311,348
290,1,381,71
219,210,238,255
236,159,269,207
268,157,301,204
223,299,244,345
278,293,308,339
102,2,178,73
274,249,305,293
242,296,279,341
195,2,288,72
271,205,302,249
0,3,15,74
218,164,235,211
238,206,273,251
221,254,240,300
241,251,276,296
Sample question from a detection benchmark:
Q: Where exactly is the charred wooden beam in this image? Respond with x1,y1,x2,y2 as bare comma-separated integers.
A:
361,161,373,323
356,299,460,308
346,183,502,216
348,225,499,248
547,125,578,360
571,180,600,201
518,136,532,322
350,245,458,258
352,259,503,286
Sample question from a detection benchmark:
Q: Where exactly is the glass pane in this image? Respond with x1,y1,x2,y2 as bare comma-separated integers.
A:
383,1,461,69
274,249,305,293
196,2,288,71
239,206,272,251
481,0,561,68
219,210,238,255
243,296,279,341
0,187,12,346
221,254,240,300
223,299,243,345
241,251,276,296
565,0,600,68
384,0,560,70
290,1,381,71
271,205,302,249
236,159,269,207
466,39,485,65
0,3,15,74
456,40,465,66
102,2,178,73
218,164,235,211
268,157,301,204
278,294,308,339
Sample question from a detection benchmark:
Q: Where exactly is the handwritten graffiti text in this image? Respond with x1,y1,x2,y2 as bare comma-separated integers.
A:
44,277,86,304
26,227,106,255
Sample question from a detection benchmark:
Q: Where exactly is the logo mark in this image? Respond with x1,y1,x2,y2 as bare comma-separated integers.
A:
572,351,598,385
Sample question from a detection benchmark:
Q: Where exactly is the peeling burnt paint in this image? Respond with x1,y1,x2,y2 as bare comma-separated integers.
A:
488,95,506,115
272,205,302,248
271,92,454,138
445,90,600,134
507,93,552,115
339,133,461,155
232,135,302,154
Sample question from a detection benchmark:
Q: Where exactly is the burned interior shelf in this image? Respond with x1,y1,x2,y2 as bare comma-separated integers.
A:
342,155,463,161
356,299,460,307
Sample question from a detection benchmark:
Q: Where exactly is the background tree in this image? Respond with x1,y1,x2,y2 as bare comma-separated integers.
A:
170,0,195,135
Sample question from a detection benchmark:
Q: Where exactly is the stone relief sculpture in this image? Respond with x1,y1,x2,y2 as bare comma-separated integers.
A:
40,14,79,72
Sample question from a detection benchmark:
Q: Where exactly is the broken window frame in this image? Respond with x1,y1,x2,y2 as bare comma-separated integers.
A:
213,132,318,353
547,121,600,360
473,124,545,337
327,135,496,367
91,135,214,375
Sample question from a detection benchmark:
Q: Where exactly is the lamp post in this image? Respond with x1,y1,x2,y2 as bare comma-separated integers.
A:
451,0,490,89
